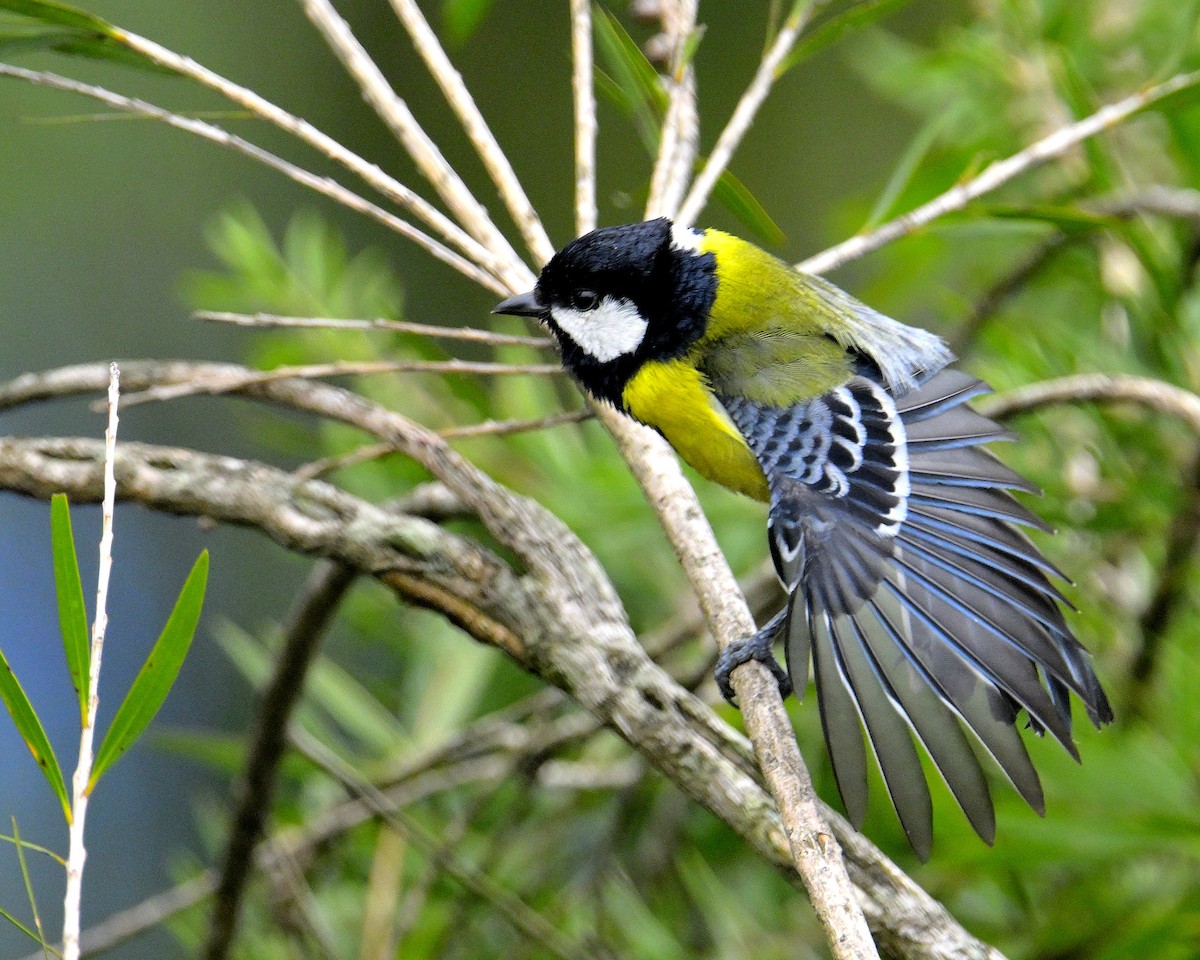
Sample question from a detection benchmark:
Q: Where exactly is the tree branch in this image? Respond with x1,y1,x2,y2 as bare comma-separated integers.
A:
0,361,1007,960
300,0,530,286
385,0,554,264
675,1,817,227
799,70,1200,275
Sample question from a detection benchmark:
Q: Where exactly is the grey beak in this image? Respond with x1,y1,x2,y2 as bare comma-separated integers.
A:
493,289,545,318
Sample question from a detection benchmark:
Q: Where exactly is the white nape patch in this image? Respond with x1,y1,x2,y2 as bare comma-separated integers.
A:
550,296,648,363
670,223,705,253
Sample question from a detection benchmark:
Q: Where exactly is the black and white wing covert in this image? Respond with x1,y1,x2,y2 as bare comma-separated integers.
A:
721,369,1112,858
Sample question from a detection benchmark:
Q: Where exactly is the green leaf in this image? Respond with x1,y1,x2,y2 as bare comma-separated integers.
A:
50,494,89,724
0,832,65,866
593,5,665,155
0,0,114,33
0,24,80,54
0,2,165,70
89,550,208,791
711,168,787,247
0,650,70,823
0,904,43,950
860,110,950,231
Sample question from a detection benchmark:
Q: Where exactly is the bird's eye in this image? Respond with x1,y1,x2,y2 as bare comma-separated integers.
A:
572,290,600,311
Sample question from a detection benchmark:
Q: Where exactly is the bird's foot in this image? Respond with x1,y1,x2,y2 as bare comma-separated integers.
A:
715,615,791,706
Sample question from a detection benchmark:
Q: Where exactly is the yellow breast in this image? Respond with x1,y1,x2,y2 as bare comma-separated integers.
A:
621,360,769,502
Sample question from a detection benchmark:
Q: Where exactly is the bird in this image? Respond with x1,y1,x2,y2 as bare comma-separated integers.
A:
494,217,1112,857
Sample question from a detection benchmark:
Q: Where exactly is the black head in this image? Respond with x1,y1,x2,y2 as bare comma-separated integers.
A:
494,218,717,406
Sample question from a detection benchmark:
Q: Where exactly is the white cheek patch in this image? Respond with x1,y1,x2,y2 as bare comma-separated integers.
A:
550,296,648,362
670,223,705,252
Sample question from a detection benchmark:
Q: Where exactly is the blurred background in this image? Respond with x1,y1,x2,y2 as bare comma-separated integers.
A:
2,1,1200,957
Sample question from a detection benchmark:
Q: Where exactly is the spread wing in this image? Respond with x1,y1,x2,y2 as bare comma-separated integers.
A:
720,370,1112,858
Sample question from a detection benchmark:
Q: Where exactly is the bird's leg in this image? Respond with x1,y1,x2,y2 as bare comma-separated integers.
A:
714,608,792,705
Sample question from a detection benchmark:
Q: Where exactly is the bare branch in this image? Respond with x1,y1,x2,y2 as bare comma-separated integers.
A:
799,70,1200,275
646,0,700,219
571,0,598,235
63,364,121,960
385,0,555,264
675,1,817,227
0,362,1010,959
299,0,530,288
196,311,552,348
292,410,594,481
0,65,506,295
982,373,1200,434
118,359,563,409
1114,184,1200,221
591,407,878,960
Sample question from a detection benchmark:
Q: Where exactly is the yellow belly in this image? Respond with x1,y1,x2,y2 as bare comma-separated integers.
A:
621,360,769,502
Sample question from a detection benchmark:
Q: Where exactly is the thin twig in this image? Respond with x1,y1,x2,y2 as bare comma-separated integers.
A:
1129,449,1200,713
203,561,358,960
385,0,555,264
300,0,533,286
593,408,880,960
62,364,120,960
439,409,594,438
118,359,564,409
0,65,505,296
571,0,598,236
0,363,1014,960
675,1,816,227
799,69,1200,275
981,373,1200,433
950,234,1071,356
110,26,510,280
291,410,594,481
292,731,605,960
195,311,552,348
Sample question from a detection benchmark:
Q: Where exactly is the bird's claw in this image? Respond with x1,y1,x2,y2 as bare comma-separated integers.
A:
715,628,792,706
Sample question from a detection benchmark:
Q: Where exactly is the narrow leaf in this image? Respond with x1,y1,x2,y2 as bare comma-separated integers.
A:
89,551,208,790
0,651,70,823
0,0,113,33
711,168,787,247
593,5,665,155
11,819,51,960
0,905,43,948
50,494,89,724
860,111,950,231
0,832,66,866
0,25,80,54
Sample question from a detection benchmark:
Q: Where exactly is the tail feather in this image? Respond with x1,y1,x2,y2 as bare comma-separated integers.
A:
850,603,996,845
811,610,870,826
868,591,1046,815
822,605,935,859
910,481,1053,531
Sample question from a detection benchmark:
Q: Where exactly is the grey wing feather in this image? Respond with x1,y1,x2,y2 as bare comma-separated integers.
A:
723,368,1111,854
